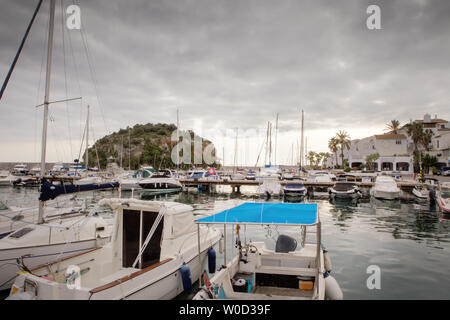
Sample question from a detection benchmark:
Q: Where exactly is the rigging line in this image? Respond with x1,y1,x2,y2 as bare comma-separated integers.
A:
61,0,74,160
77,119,87,166
89,124,101,170
75,1,110,135
0,0,43,101
65,8,84,145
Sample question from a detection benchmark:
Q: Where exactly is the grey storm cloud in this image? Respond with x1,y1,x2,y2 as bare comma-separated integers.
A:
0,0,449,161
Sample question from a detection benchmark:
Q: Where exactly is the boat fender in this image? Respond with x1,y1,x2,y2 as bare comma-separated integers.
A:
208,248,216,274
180,263,192,293
324,272,343,300
323,249,332,273
219,237,225,254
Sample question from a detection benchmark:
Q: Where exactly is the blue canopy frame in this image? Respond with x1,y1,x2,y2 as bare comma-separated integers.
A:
195,202,318,226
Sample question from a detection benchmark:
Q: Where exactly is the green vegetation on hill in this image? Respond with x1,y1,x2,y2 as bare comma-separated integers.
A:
84,123,218,170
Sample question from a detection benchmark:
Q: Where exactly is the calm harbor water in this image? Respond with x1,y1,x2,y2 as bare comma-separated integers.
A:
1,185,449,300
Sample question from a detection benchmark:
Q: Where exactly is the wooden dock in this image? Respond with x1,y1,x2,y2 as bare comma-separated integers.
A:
179,179,420,193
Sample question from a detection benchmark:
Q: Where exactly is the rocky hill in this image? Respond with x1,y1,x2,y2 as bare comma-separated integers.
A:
84,123,218,170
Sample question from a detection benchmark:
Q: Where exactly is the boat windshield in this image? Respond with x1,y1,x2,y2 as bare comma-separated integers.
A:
334,183,356,191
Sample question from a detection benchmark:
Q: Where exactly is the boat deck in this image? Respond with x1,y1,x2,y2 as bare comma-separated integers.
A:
254,286,314,298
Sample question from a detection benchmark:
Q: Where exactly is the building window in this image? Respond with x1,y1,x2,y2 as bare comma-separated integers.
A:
437,140,440,149
396,140,402,145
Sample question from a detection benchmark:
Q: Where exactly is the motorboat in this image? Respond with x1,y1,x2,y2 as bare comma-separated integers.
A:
257,165,281,180
11,164,29,176
0,170,15,186
117,167,154,191
329,182,361,199
185,169,220,181
230,173,245,180
436,183,450,214
370,175,401,200
282,183,307,197
245,170,256,180
7,198,221,300
193,202,343,300
412,185,431,201
256,176,282,197
138,171,182,194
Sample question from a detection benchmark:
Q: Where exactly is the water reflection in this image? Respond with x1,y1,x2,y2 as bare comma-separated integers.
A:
0,186,449,299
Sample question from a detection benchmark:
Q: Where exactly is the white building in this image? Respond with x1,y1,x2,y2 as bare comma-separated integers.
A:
429,131,450,166
329,133,413,173
326,114,449,172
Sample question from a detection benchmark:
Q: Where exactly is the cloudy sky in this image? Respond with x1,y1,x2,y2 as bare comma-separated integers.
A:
1,0,449,166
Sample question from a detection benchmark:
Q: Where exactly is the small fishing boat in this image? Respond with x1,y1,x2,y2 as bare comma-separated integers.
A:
329,182,361,199
282,183,307,197
7,198,221,300
370,176,401,200
193,202,343,300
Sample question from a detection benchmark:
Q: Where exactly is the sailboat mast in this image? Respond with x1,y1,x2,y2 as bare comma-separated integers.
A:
176,109,179,170
38,0,56,224
86,105,90,169
274,113,278,165
300,109,304,168
233,128,238,173
128,129,131,170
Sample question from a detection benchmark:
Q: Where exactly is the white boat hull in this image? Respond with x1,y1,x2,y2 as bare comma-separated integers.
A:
371,189,400,200
0,237,109,291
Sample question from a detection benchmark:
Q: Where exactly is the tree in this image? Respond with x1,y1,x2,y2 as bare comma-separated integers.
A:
307,151,316,169
365,153,380,171
336,131,351,168
406,122,424,156
322,152,331,168
421,129,433,151
328,137,339,168
385,120,400,134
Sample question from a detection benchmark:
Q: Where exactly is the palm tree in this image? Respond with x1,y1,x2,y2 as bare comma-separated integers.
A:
385,120,401,134
322,152,331,168
307,151,316,169
315,153,324,169
406,122,424,156
421,129,433,151
328,137,339,168
336,130,351,168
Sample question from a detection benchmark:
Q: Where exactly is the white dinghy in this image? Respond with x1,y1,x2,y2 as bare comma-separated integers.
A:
193,202,343,300
7,198,221,300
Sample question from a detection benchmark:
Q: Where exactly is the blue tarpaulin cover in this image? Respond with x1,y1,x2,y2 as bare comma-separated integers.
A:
195,202,318,225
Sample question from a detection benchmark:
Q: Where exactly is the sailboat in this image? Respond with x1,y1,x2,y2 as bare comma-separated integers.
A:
0,0,116,290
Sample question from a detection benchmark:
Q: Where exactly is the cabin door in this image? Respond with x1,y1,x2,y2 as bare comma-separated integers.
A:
122,209,164,268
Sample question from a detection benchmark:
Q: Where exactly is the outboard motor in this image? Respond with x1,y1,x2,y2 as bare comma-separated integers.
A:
429,188,436,204
275,234,297,253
